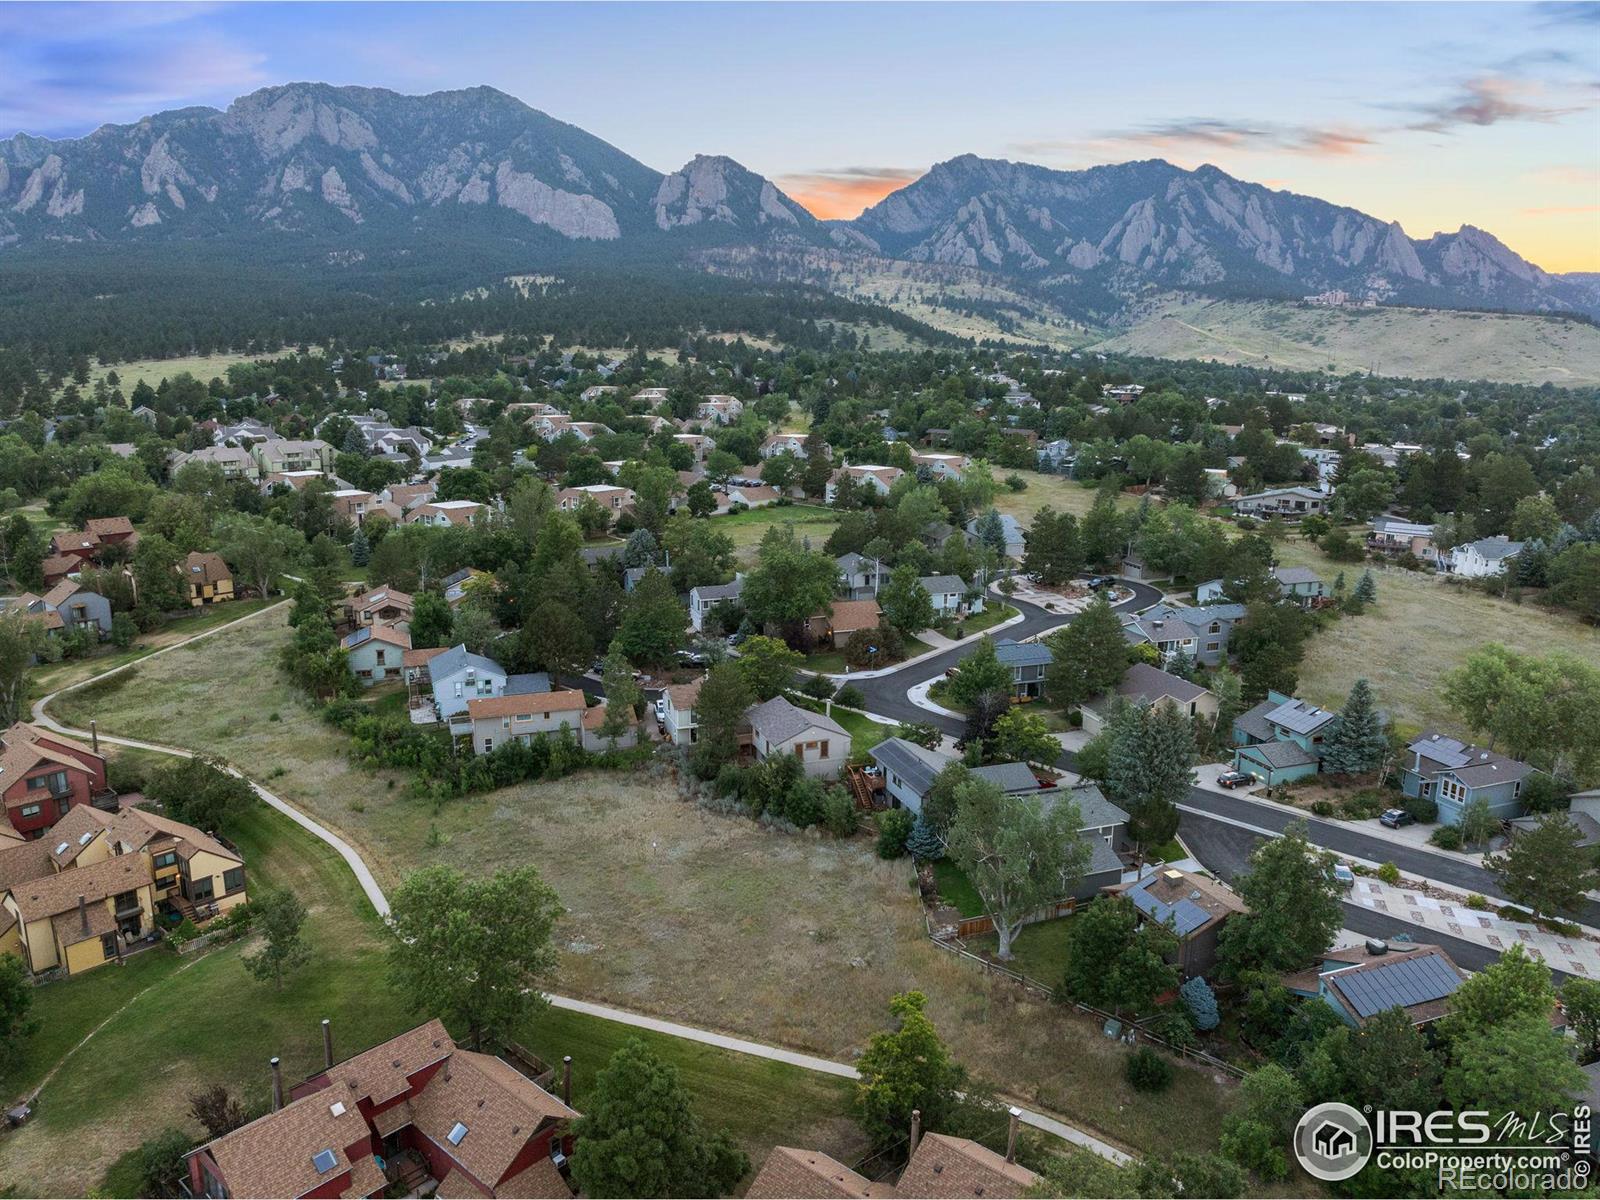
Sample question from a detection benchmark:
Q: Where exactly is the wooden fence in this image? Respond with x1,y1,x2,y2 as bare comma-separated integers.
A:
950,899,1078,940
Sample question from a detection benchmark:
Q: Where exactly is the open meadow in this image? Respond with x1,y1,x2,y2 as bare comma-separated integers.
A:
49,609,1240,1161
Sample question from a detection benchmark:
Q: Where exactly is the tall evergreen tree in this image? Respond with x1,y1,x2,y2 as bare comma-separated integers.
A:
1319,678,1388,776
1042,595,1129,710
1353,569,1378,604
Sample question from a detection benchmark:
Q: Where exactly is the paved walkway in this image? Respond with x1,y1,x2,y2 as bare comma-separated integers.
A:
32,601,1134,1166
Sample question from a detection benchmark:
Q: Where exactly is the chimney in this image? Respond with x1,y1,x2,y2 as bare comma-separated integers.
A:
78,894,89,936
90,719,99,755
270,1057,283,1112
1006,1107,1021,1163
909,1109,922,1159
562,1056,572,1106
322,1019,334,1069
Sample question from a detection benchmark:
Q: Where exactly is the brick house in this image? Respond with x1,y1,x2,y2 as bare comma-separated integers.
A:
0,722,113,839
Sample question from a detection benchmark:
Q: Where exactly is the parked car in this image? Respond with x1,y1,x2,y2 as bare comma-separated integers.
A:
1379,808,1414,829
653,697,667,722
1216,770,1253,789
1084,576,1111,590
1332,863,1356,889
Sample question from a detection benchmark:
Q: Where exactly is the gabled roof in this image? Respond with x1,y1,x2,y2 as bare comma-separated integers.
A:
428,644,505,683
1239,739,1320,770
746,1147,892,1199
407,1048,577,1186
917,574,967,594
183,551,231,586
11,853,152,924
343,624,412,651
466,689,586,721
1321,946,1464,1025
691,578,743,602
896,1133,1039,1199
1272,566,1323,586
1264,697,1336,736
1456,535,1524,561
868,738,954,797
747,696,846,744
1117,662,1213,707
969,762,1042,795
1063,781,1129,831
993,638,1052,668
1117,867,1245,939
827,599,882,632
1232,699,1279,743
504,673,551,696
84,516,136,538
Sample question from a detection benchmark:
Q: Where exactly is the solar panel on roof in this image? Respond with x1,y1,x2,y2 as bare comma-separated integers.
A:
1334,954,1461,1018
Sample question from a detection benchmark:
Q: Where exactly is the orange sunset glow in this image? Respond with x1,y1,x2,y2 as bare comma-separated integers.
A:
779,172,920,220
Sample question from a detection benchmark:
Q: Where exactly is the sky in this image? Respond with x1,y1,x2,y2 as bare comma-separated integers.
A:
2,2,1597,270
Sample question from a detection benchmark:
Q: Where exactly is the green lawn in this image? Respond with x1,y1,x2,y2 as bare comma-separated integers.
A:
28,598,279,697
788,693,896,758
805,634,935,675
715,504,840,563
968,917,1077,986
951,604,1015,636
930,859,985,917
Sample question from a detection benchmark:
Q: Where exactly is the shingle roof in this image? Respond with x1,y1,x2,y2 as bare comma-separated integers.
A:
408,1049,576,1187
747,696,846,744
1239,740,1320,770
993,639,1052,668
868,738,955,798
917,575,966,594
183,551,231,587
1273,566,1323,586
746,1147,891,1199
970,762,1042,794
343,624,411,651
467,689,586,721
1508,810,1600,848
1458,536,1524,561
692,579,743,602
428,644,504,683
504,673,551,696
896,1133,1039,1199
1064,782,1129,831
1233,700,1279,743
827,599,882,633
1118,662,1213,707
12,853,152,924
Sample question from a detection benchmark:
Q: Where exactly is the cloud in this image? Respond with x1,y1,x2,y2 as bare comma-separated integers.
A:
1401,75,1586,132
1032,119,1376,161
775,167,922,219
1523,164,1599,185
1534,1,1600,25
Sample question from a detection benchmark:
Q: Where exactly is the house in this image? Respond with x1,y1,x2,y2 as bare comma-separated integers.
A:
1111,867,1247,977
1194,578,1228,604
965,513,1025,560
868,737,954,815
1080,663,1218,735
252,438,334,476
726,484,780,509
0,722,114,839
1509,804,1600,849
697,395,743,425
1285,942,1466,1030
1368,516,1437,562
343,625,412,685
760,432,809,459
405,500,486,528
744,1147,888,1199
1203,468,1239,500
50,529,101,564
836,552,889,600
748,1125,1038,1200
184,1018,578,1200
1233,486,1328,520
1231,691,1338,786
555,484,635,515
1447,536,1524,579
825,464,902,503
1102,383,1145,403
579,702,638,752
329,489,387,527
746,696,850,778
661,678,703,747
1037,439,1075,473
689,578,742,633
39,554,81,588
1399,732,1534,827
1120,602,1246,669
39,581,113,637
84,516,138,552
910,451,969,482
466,685,589,756
441,568,487,609
212,418,274,448
346,586,413,629
381,482,437,514
673,433,714,463
806,599,881,645
0,592,65,637
1272,566,1328,606
172,445,261,482
918,575,979,617
428,645,509,724
182,552,235,606
993,639,1052,699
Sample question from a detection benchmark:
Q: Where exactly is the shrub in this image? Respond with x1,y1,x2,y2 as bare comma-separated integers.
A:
1144,1007,1198,1050
1125,1047,1172,1093
822,789,859,837
875,809,915,859
1402,794,1438,823
1234,517,1258,531
1004,474,1027,492
1310,800,1334,817
905,814,945,861
844,623,905,670
1337,791,1383,820
1376,862,1401,885
137,1128,195,1198
800,674,835,701
1465,893,1490,911
107,756,149,795
1429,825,1463,850
834,684,866,709
1180,976,1221,1032
169,918,200,944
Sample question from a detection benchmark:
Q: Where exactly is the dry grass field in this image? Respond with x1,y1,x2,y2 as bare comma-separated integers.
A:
992,472,1140,524
1271,535,1598,736
1093,297,1600,387
52,610,1240,1158
83,350,267,395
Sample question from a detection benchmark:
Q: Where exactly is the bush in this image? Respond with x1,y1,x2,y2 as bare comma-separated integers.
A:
1004,474,1027,492
1376,862,1401,885
1465,893,1490,911
1429,825,1463,850
1337,790,1383,820
875,809,915,859
834,684,866,709
107,756,149,795
822,789,859,837
137,1128,195,1198
800,674,835,701
1144,1007,1197,1050
1125,1047,1173,1093
1402,794,1438,823
170,917,200,943
1180,976,1221,1032
844,623,905,670
1310,800,1334,817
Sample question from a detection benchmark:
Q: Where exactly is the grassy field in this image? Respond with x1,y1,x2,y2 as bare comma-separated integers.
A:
968,917,1077,986
954,603,1016,635
27,598,280,696
805,635,935,675
83,351,267,396
992,472,1137,524
1269,533,1600,737
1092,297,1600,387
713,503,840,563
50,610,1241,1159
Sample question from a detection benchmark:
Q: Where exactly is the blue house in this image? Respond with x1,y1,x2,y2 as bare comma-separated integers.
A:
1399,732,1534,827
428,644,509,724
1285,942,1465,1029
993,638,1053,699
1230,691,1337,786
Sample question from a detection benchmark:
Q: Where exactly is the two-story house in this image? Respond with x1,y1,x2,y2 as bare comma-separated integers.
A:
1230,691,1338,786
1120,603,1247,668
835,553,889,600
1080,663,1219,735
252,438,334,476
918,574,979,618
1272,566,1328,607
428,646,509,726
343,625,412,685
1233,486,1328,520
759,432,809,460
746,697,850,779
824,464,903,503
1,722,114,839
185,1018,578,1200
1447,536,1524,579
467,683,585,755
660,678,703,747
405,500,486,529
910,451,970,482
689,578,742,633
172,445,262,482
347,586,414,630
993,638,1052,699
182,552,235,606
555,485,636,517
697,395,743,425
1367,516,1438,563
1399,732,1535,826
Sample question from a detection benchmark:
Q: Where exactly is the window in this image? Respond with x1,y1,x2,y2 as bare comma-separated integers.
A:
819,740,829,759
223,868,245,893
483,738,493,753
19,803,40,819
1206,641,1220,652
28,770,68,794
101,932,118,960
154,851,178,869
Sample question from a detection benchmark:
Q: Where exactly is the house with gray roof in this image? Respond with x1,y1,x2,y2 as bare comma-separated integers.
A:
1447,536,1524,579
993,638,1053,698
1121,602,1246,668
918,574,980,617
835,553,889,600
689,577,743,632
965,513,1025,560
1230,689,1338,786
1400,731,1535,827
428,644,510,725
1081,663,1219,735
1233,486,1328,520
746,697,850,779
1272,565,1328,606
869,737,953,812
1042,782,1130,898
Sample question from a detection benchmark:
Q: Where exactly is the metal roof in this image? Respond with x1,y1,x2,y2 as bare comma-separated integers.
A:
1328,952,1462,1019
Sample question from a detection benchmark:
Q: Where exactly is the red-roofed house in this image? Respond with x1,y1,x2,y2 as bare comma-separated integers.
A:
0,722,113,839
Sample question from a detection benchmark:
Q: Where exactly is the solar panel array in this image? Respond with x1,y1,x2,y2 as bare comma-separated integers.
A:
1265,700,1331,735
346,626,372,647
1334,953,1461,1018
1418,735,1470,768
1128,885,1212,936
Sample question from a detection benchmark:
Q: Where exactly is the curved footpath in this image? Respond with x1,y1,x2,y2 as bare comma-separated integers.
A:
32,601,1132,1166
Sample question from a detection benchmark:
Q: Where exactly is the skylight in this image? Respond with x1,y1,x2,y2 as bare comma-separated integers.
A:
79,831,94,845
329,1101,345,1117
54,842,68,855
311,1149,337,1173
447,1122,469,1146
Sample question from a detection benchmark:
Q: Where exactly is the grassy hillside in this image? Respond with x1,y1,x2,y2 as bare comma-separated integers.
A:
1092,297,1600,386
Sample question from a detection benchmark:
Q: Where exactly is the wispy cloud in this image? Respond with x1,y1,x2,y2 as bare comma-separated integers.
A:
1016,119,1375,162
776,166,922,219
1534,1,1600,25
1401,75,1585,132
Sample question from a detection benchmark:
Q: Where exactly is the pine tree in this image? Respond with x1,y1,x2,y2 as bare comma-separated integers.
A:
1354,570,1377,604
349,526,370,566
1180,976,1221,1031
1167,645,1196,681
905,813,945,861
1320,678,1388,776
1043,595,1130,710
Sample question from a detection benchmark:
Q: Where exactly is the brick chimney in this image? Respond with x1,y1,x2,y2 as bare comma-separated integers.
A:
270,1057,283,1112
909,1109,921,1159
322,1019,333,1069
1006,1107,1021,1163
78,894,89,936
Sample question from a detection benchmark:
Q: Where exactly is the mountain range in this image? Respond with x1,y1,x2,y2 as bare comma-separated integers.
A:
2,81,1594,323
